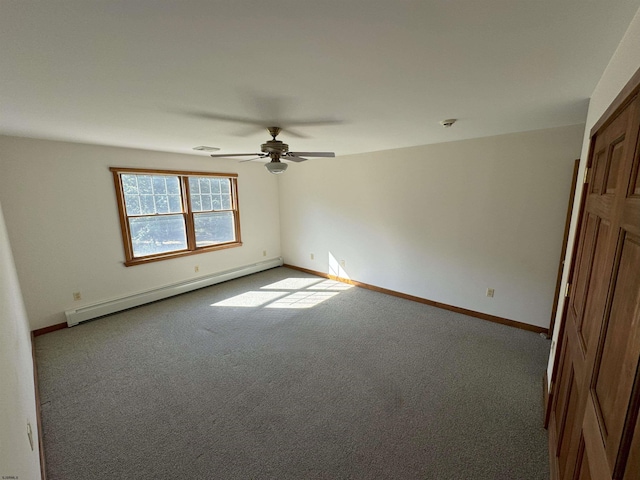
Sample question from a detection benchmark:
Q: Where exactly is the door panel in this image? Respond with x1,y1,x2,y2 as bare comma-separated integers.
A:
583,399,618,480
554,344,581,478
553,341,573,454
604,137,625,195
591,147,606,195
570,213,599,333
591,233,640,472
578,219,611,354
577,456,592,480
630,152,640,197
558,375,580,478
575,438,592,480
623,411,640,480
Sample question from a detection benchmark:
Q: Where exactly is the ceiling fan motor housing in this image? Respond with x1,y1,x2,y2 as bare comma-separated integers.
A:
261,139,289,155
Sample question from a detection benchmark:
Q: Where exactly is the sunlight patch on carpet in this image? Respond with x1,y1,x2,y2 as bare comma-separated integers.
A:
265,291,340,309
212,276,352,308
211,291,287,307
308,280,353,291
259,277,324,290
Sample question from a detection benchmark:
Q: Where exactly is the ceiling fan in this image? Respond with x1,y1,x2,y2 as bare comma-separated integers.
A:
209,127,335,174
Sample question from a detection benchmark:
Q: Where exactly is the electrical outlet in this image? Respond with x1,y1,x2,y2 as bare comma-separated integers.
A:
486,288,495,298
263,250,267,257
340,259,346,268
194,265,199,273
310,253,314,260
73,292,81,301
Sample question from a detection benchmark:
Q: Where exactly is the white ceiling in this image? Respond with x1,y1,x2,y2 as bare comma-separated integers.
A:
2,0,639,157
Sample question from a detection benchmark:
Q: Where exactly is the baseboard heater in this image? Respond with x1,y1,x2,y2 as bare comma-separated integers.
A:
65,257,284,327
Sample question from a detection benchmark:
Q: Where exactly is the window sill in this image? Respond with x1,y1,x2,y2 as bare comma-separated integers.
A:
123,241,243,267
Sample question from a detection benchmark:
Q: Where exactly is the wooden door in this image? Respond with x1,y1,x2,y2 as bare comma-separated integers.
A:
548,87,640,479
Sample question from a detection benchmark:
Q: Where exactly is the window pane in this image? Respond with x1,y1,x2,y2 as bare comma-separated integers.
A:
137,175,153,194
139,195,156,215
122,175,139,195
129,215,187,257
212,179,221,194
220,179,230,194
124,194,141,215
152,176,167,194
167,177,180,195
188,177,200,194
155,195,169,214
191,194,202,211
168,194,182,213
193,211,235,247
201,195,212,211
221,195,231,210
212,196,221,210
199,178,211,194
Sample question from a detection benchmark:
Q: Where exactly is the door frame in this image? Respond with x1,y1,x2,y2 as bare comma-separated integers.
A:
548,158,581,337
544,158,588,427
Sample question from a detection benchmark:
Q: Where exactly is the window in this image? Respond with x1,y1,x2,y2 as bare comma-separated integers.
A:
110,168,241,266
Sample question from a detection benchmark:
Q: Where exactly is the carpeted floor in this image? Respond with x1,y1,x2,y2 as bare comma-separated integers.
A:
35,267,550,479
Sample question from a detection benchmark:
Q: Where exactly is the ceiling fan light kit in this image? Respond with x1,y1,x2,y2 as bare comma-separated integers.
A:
210,126,335,175
265,161,288,174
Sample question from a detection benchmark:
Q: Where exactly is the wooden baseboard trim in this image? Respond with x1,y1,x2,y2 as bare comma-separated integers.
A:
32,322,67,337
283,264,548,335
30,333,47,480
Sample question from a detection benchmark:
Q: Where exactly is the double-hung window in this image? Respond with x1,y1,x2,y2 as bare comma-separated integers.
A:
110,168,241,266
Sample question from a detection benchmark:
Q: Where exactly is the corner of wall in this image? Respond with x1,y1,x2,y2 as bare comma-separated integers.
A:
0,200,43,479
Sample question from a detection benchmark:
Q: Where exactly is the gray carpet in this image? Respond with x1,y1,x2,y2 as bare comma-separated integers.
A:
35,267,550,479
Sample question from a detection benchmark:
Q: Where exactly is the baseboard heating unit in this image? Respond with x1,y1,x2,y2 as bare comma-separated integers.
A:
64,257,284,327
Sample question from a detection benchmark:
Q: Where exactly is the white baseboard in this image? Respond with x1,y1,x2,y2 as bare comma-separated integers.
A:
64,257,284,327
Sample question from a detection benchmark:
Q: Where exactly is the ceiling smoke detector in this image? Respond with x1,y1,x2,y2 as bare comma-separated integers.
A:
440,119,457,128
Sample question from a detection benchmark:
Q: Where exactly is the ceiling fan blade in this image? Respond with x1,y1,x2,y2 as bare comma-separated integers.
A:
209,153,261,158
286,119,343,127
185,110,267,127
280,128,309,139
282,154,308,163
238,156,265,163
234,125,273,137
288,152,336,158
246,94,343,129
280,122,343,139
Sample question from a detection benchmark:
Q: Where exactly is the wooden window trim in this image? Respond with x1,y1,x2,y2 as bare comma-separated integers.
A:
110,167,242,267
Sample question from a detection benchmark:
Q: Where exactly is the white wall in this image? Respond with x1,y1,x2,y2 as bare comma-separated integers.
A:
547,6,640,384
279,124,584,329
0,136,281,330
0,200,42,478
